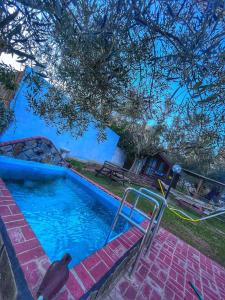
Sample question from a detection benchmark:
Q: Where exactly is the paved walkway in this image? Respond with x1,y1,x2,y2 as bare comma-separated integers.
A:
106,228,225,300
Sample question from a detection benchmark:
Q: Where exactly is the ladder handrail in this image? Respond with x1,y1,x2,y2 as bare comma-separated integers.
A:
138,187,167,255
128,187,161,220
138,187,167,221
105,186,167,277
125,187,161,208
105,187,160,244
138,187,167,205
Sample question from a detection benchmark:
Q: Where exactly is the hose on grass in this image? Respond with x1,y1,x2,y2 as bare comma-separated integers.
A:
157,179,225,223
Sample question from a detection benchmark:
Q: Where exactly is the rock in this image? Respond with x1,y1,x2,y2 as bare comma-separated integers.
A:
42,155,52,164
44,140,52,147
25,140,37,149
30,155,42,162
0,138,65,166
50,148,59,155
24,148,36,158
3,152,14,157
34,147,44,155
12,143,24,156
16,152,28,160
1,145,13,153
39,143,51,154
51,156,62,164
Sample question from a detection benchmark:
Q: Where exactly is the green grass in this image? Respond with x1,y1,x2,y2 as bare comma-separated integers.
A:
68,159,225,267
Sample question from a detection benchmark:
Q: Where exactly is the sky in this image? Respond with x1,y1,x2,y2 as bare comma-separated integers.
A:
0,53,24,71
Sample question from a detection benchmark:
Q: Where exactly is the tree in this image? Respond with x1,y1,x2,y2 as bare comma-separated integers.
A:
26,0,224,135
161,98,225,174
0,63,16,133
0,0,51,133
112,120,165,171
0,0,50,67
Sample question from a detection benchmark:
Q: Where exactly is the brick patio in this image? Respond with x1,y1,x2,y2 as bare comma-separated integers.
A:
106,228,225,300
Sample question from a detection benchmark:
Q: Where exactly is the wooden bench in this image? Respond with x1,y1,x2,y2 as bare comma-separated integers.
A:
95,161,130,185
95,161,164,188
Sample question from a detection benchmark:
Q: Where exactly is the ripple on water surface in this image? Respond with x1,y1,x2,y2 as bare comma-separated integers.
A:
6,177,128,267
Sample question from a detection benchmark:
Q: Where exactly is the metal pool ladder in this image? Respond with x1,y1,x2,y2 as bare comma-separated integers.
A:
105,187,166,276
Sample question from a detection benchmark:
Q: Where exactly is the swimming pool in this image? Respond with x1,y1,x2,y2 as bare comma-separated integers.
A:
0,156,143,268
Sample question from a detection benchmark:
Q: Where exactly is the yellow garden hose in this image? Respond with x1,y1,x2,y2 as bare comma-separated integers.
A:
157,179,225,223
167,206,200,222
158,179,166,197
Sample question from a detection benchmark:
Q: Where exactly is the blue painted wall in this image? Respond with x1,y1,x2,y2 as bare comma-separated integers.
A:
0,70,120,163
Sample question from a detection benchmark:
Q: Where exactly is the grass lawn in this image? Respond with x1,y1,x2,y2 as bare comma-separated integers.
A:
68,159,225,267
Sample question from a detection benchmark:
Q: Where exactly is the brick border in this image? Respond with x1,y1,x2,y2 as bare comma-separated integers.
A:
0,167,145,299
0,178,52,298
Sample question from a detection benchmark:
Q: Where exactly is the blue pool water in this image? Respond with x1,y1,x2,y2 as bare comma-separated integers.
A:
0,156,144,268
5,177,129,267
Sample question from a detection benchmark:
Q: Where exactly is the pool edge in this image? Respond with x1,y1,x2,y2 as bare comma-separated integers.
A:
0,168,145,299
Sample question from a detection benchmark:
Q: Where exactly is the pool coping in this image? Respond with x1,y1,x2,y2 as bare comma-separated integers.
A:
0,167,145,299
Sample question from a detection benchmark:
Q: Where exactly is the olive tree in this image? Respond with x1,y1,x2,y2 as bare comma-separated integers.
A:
27,1,224,141
0,0,50,133
1,0,224,172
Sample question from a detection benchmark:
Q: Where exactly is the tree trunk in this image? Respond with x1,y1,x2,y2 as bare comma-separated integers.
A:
130,157,139,174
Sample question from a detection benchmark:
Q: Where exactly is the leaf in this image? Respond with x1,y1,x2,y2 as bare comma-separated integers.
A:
6,24,22,39
199,94,218,103
199,84,214,91
16,58,28,63
193,81,202,90
220,51,225,59
0,10,19,28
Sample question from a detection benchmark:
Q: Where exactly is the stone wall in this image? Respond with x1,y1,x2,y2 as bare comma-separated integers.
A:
0,136,68,166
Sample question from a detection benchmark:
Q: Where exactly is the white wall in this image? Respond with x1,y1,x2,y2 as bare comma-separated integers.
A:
111,147,126,166
0,70,120,164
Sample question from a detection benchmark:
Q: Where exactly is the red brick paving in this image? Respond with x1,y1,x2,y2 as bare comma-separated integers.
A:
106,228,225,300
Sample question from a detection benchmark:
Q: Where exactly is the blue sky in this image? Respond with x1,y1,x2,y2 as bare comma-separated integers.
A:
0,53,23,70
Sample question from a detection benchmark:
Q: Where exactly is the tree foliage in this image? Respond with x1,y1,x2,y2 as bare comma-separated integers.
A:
30,1,225,143
0,98,13,134
112,120,164,158
0,0,49,66
0,0,50,132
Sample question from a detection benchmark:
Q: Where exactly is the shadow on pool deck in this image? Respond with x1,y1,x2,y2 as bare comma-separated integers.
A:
0,219,33,300
105,228,225,300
